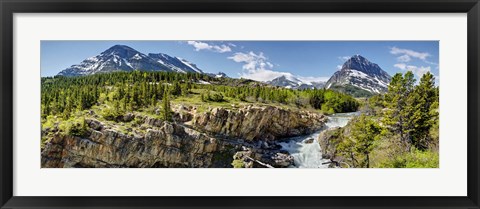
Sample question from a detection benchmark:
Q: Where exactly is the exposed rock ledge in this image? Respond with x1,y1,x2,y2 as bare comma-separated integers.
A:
192,105,326,141
42,119,234,168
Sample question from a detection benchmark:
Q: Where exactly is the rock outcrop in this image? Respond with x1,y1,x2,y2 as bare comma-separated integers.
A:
192,105,326,141
317,124,355,168
42,118,237,168
317,127,344,160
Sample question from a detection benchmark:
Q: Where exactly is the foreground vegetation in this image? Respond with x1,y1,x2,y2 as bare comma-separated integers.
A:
325,71,439,168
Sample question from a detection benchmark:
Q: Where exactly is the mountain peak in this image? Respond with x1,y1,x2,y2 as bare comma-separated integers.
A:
101,45,140,58
325,55,391,95
342,54,375,71
105,45,135,51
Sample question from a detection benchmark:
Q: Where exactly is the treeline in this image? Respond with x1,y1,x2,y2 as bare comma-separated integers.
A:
198,83,359,113
41,71,359,121
41,71,211,119
328,71,439,168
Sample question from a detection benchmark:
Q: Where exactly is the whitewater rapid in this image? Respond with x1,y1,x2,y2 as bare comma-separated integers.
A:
279,112,359,168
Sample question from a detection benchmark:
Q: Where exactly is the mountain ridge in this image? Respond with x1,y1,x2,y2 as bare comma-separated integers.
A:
57,45,204,76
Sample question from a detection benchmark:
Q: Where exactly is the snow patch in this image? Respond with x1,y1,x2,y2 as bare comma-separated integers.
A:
374,77,388,87
347,69,369,79
122,58,133,69
132,53,142,60
177,57,203,73
198,80,210,84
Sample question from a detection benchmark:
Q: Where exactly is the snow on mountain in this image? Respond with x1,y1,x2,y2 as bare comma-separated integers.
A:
267,75,325,89
57,45,172,76
57,45,204,76
205,72,228,78
148,53,204,74
325,55,391,94
215,72,227,78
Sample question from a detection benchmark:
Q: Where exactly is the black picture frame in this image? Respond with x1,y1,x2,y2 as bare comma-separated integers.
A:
1,0,479,208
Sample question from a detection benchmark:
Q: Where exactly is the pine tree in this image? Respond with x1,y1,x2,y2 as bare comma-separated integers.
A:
383,71,416,150
162,90,172,122
350,115,382,168
410,72,438,150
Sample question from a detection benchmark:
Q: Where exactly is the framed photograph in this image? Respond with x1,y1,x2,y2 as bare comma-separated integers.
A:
1,0,479,208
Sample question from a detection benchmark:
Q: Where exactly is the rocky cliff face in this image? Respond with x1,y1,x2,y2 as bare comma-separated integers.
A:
42,105,326,168
192,105,327,141
42,118,234,168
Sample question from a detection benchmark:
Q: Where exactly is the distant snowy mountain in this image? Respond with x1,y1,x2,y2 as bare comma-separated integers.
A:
325,55,391,95
57,45,204,76
206,72,228,78
267,75,325,89
215,72,228,78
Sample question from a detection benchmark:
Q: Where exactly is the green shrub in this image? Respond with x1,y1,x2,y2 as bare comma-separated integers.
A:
42,115,60,130
377,149,439,168
59,117,89,137
231,159,245,168
206,92,225,102
100,106,125,121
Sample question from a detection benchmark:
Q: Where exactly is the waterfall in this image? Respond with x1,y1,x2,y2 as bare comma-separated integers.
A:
279,112,359,168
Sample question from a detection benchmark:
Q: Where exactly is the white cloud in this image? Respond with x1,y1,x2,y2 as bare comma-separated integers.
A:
393,63,407,70
228,51,264,63
187,41,232,53
394,63,432,79
424,60,439,67
297,76,330,83
408,66,431,78
336,65,343,70
391,47,438,85
229,51,280,81
239,69,292,82
390,47,430,60
229,51,328,83
397,54,411,62
338,56,351,61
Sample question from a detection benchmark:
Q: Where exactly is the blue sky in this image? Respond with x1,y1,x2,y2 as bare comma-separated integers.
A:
41,41,439,83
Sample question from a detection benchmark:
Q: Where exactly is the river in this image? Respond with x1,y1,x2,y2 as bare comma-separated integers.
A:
279,112,360,168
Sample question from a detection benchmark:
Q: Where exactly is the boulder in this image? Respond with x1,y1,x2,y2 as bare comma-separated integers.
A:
271,152,294,167
303,137,314,144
